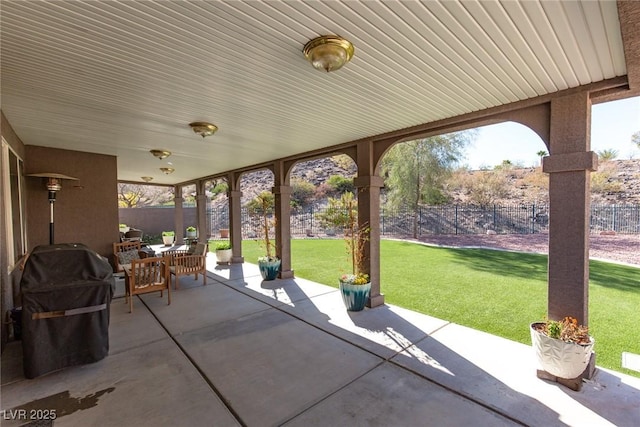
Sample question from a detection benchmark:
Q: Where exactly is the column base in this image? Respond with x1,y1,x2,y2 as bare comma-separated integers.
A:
279,270,294,279
231,256,244,263
367,293,385,308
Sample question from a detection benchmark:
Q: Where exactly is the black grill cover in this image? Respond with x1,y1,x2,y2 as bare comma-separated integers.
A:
21,243,114,378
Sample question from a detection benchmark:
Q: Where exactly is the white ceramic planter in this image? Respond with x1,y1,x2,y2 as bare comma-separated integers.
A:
530,322,594,379
216,249,232,264
162,235,174,246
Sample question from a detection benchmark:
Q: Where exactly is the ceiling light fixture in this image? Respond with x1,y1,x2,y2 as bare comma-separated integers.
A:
303,35,354,72
159,167,175,175
189,122,218,138
141,176,153,182
150,149,171,160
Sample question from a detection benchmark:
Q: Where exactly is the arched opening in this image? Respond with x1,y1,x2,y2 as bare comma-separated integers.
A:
286,155,358,281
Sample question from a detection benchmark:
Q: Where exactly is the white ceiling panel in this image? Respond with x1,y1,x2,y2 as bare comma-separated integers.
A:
1,0,628,184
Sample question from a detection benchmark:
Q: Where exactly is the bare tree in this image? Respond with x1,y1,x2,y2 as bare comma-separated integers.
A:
118,184,173,207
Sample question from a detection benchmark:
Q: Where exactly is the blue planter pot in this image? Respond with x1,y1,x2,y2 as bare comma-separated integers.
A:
258,258,281,281
339,280,371,311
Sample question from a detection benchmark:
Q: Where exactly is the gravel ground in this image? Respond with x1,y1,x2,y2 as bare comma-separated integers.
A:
409,233,640,266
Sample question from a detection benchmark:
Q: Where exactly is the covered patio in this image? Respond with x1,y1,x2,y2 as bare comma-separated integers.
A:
2,1,640,424
3,261,639,426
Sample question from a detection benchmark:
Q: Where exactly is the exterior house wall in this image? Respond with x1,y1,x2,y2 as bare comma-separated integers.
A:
24,146,119,259
1,111,26,350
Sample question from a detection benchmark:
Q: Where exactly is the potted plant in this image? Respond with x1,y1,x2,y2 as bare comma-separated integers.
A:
119,223,129,233
317,192,370,311
530,316,594,380
248,191,280,280
186,226,197,238
215,241,232,264
161,231,175,246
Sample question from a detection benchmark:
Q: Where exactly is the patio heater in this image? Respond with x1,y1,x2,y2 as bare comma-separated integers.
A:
27,173,78,244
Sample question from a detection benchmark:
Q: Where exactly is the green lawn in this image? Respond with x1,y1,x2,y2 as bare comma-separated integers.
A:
221,238,640,378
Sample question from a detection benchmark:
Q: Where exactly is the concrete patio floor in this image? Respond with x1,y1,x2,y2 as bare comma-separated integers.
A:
2,255,639,426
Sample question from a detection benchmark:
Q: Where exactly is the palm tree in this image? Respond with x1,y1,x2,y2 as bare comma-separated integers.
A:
597,149,618,162
536,150,548,166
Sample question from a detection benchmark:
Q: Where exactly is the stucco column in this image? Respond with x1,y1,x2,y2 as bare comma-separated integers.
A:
273,185,294,279
228,189,244,263
174,185,184,243
543,92,597,325
195,180,207,241
354,175,385,308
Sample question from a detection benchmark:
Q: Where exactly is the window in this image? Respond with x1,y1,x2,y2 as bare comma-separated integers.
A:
2,139,26,267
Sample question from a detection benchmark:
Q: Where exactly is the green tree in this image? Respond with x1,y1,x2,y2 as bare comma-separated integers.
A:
381,131,476,238
597,149,618,162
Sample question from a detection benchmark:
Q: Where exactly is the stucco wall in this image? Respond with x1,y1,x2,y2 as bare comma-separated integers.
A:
25,146,119,258
118,206,196,237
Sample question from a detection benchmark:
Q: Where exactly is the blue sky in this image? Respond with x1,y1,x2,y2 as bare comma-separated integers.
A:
464,96,640,169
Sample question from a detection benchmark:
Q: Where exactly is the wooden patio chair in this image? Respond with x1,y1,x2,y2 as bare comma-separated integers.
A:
124,256,170,313
113,240,142,273
168,243,208,290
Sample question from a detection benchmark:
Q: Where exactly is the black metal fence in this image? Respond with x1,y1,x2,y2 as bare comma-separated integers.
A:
207,204,640,238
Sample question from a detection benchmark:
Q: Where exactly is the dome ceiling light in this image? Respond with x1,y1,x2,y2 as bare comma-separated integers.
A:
150,149,171,160
303,35,354,72
159,167,175,175
189,121,218,138
141,176,153,182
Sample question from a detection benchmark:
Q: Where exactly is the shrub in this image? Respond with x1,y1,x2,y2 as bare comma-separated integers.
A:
327,175,354,195
215,241,231,250
291,178,316,210
591,163,622,194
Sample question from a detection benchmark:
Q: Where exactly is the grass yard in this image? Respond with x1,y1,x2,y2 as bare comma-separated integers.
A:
226,238,640,378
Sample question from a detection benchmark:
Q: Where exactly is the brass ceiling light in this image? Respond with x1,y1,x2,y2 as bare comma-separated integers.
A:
189,122,218,138
159,167,175,175
141,176,153,182
303,35,354,72
150,149,171,160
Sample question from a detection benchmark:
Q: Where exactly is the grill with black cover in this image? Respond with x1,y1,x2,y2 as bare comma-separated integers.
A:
20,243,114,378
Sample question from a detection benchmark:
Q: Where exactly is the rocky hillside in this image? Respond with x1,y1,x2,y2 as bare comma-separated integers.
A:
210,156,357,207
449,159,640,205
215,157,640,207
